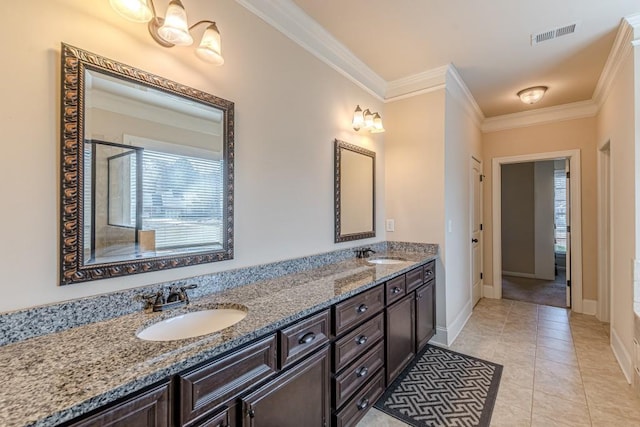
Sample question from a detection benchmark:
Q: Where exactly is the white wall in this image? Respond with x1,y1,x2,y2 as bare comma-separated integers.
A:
597,40,636,380
0,0,386,313
443,78,483,341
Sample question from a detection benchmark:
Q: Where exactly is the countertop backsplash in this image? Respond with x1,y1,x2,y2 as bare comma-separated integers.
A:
0,241,436,346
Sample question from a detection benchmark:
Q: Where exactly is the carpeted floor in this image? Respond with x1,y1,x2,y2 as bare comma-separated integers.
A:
502,270,567,308
374,345,502,427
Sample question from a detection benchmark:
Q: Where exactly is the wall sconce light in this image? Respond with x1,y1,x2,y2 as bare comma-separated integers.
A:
110,0,224,65
352,105,385,133
517,86,548,104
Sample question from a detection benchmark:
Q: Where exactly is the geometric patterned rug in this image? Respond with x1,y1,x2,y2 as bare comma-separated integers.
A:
374,345,502,427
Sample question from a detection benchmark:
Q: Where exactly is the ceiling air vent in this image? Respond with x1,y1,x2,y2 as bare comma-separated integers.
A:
531,22,578,46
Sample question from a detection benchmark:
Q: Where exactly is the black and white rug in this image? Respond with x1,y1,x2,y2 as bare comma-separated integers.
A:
374,345,502,427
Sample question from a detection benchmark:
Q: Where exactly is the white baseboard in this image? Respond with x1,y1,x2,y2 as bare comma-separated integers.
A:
502,271,537,279
430,327,448,347
445,300,473,346
611,327,634,384
582,299,597,315
483,285,496,299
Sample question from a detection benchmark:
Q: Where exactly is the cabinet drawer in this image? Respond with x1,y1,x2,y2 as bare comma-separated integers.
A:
334,285,384,336
385,275,406,305
178,335,277,427
334,341,384,408
405,266,424,293
334,368,385,427
198,407,230,427
279,309,330,369
67,381,170,427
334,312,384,372
423,260,435,283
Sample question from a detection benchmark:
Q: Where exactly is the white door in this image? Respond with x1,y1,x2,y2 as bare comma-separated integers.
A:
565,159,572,308
471,157,483,306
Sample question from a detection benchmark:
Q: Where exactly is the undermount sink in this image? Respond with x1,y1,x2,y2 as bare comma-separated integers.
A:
367,257,407,265
136,307,248,342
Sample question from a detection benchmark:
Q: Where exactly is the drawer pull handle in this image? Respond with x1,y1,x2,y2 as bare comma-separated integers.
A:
357,398,369,411
298,332,316,345
356,304,368,313
355,335,368,345
356,366,369,378
426,270,433,276
392,287,402,294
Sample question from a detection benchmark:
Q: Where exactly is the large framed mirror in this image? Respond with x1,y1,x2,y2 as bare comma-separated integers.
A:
334,140,375,242
60,43,234,285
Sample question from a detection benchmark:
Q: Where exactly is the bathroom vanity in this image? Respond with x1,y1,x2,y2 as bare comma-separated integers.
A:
0,247,436,427
59,258,436,427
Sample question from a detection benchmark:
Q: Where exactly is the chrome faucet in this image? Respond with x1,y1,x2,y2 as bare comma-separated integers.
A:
145,284,198,312
355,248,376,258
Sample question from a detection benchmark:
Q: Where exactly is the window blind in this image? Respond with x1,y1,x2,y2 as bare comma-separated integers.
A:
554,169,567,254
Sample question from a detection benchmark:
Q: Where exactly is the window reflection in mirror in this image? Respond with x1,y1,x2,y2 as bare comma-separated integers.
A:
334,140,375,242
83,69,225,265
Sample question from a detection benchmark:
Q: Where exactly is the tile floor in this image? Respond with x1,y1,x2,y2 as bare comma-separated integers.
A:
356,298,640,427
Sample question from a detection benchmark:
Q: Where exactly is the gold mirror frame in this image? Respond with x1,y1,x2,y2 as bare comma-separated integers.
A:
60,43,234,285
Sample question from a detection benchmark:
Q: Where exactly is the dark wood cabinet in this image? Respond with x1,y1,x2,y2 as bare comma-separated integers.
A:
240,347,331,427
386,292,416,384
62,259,437,427
65,381,170,427
416,282,436,352
178,335,277,427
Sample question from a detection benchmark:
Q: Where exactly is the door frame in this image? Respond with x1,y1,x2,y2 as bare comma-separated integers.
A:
470,156,483,305
597,141,612,322
490,149,583,312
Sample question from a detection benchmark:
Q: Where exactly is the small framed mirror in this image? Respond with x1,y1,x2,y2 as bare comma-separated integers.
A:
60,44,234,284
334,140,375,242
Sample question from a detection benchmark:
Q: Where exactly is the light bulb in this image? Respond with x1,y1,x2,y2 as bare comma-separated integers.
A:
352,105,364,131
157,0,193,46
110,0,153,23
517,86,548,104
195,23,224,65
363,109,374,129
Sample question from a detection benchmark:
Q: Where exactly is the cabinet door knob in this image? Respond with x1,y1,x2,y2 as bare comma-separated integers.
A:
356,303,368,313
248,408,255,418
356,366,369,377
392,287,402,294
426,270,433,277
355,335,368,345
298,332,316,345
357,398,369,411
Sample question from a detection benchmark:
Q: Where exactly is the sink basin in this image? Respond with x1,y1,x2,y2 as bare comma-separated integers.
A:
137,308,247,341
367,257,407,265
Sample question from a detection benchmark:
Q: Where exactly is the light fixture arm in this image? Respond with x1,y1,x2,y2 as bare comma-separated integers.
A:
189,20,217,31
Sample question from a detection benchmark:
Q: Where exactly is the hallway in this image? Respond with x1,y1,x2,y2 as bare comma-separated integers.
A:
358,298,640,426
502,271,567,308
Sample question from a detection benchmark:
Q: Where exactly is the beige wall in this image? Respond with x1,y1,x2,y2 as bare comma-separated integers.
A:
501,162,535,274
0,0,386,312
597,47,636,377
482,117,598,300
385,83,483,343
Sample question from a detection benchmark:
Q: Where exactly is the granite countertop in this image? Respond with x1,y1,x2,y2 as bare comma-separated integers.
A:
0,250,436,427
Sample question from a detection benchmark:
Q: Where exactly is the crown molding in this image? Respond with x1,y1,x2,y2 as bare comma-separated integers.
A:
481,100,598,133
235,0,386,100
445,65,485,126
385,65,448,100
592,16,637,108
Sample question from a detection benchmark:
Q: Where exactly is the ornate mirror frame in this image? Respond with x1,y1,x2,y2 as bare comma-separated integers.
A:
334,139,376,243
60,43,234,285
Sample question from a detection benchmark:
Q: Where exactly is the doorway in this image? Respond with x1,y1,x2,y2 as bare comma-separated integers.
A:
491,150,583,312
499,159,569,308
597,142,611,322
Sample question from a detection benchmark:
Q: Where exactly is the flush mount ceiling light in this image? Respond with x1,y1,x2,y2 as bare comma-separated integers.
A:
517,86,548,104
110,0,224,65
352,105,385,133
